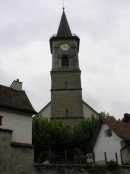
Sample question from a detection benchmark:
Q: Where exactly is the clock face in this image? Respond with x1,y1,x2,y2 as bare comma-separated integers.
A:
60,43,70,51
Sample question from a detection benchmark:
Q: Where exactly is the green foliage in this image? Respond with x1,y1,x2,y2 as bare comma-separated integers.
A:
32,115,72,147
87,163,120,174
73,115,97,152
88,164,107,174
72,112,116,152
98,112,116,120
32,112,116,153
107,160,120,171
32,116,49,146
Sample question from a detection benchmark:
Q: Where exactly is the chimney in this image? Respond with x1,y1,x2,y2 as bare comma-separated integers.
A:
10,79,22,91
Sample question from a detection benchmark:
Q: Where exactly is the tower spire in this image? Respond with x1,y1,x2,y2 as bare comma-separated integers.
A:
62,1,65,11
57,9,72,37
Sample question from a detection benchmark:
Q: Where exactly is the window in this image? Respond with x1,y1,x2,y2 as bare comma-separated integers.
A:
66,109,69,116
0,116,3,126
62,55,69,67
65,82,68,88
105,129,112,137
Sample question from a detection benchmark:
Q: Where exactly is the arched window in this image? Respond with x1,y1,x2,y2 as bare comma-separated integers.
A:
0,116,3,126
62,55,69,67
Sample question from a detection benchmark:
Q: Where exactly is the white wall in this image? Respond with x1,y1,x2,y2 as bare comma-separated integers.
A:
0,110,32,144
83,103,98,118
94,124,122,164
40,103,51,119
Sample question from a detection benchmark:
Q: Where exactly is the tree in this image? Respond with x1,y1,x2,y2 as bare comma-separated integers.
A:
73,112,116,153
32,115,72,147
32,112,116,155
32,116,50,146
32,115,73,162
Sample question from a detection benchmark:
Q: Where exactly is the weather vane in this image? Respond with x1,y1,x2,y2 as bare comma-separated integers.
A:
62,1,65,10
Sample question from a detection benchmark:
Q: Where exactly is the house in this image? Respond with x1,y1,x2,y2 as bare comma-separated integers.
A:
38,100,98,120
91,118,130,165
122,113,130,123
0,79,36,144
0,79,36,173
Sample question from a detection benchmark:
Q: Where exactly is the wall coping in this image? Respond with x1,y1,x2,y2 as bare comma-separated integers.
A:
11,141,34,148
34,163,130,167
0,127,13,133
34,163,97,167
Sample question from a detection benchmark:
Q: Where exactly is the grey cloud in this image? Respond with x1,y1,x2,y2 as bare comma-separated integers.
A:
0,0,130,119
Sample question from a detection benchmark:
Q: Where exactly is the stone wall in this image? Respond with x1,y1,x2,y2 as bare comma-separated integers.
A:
1,128,130,174
51,71,81,89
0,128,34,174
0,128,13,174
11,144,34,173
32,164,130,174
51,90,83,118
120,165,130,174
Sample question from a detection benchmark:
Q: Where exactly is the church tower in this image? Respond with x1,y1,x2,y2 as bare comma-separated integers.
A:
50,9,83,126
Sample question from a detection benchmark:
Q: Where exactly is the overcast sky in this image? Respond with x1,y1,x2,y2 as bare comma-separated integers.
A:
0,0,130,119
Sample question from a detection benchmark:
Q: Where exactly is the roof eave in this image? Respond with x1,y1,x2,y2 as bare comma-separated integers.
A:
0,105,37,115
89,119,103,151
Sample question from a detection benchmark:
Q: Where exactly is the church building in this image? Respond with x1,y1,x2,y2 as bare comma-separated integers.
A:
39,9,98,126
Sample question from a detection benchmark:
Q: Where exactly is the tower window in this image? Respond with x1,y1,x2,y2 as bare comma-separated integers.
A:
62,55,69,67
65,82,68,88
0,116,3,126
66,109,69,116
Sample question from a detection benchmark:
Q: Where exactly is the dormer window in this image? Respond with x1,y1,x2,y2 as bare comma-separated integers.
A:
62,55,69,67
105,129,112,137
0,116,3,126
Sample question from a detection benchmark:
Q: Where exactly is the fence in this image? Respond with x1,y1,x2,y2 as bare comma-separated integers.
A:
34,146,121,165
34,146,95,164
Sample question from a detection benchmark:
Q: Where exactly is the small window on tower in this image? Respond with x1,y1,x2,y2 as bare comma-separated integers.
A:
0,116,3,126
62,55,69,67
66,109,69,116
65,82,68,88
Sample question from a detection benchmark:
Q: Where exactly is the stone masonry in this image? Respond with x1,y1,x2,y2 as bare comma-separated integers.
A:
1,129,130,174
0,128,34,174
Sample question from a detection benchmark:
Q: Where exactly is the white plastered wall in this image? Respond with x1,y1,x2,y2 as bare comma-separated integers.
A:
94,124,122,164
40,103,51,119
83,102,98,118
0,110,32,144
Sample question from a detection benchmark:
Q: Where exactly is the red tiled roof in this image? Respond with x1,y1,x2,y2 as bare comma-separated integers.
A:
90,119,130,150
102,119,130,141
0,84,36,114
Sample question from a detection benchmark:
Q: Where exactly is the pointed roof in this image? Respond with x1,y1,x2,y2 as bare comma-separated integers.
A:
57,9,72,37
